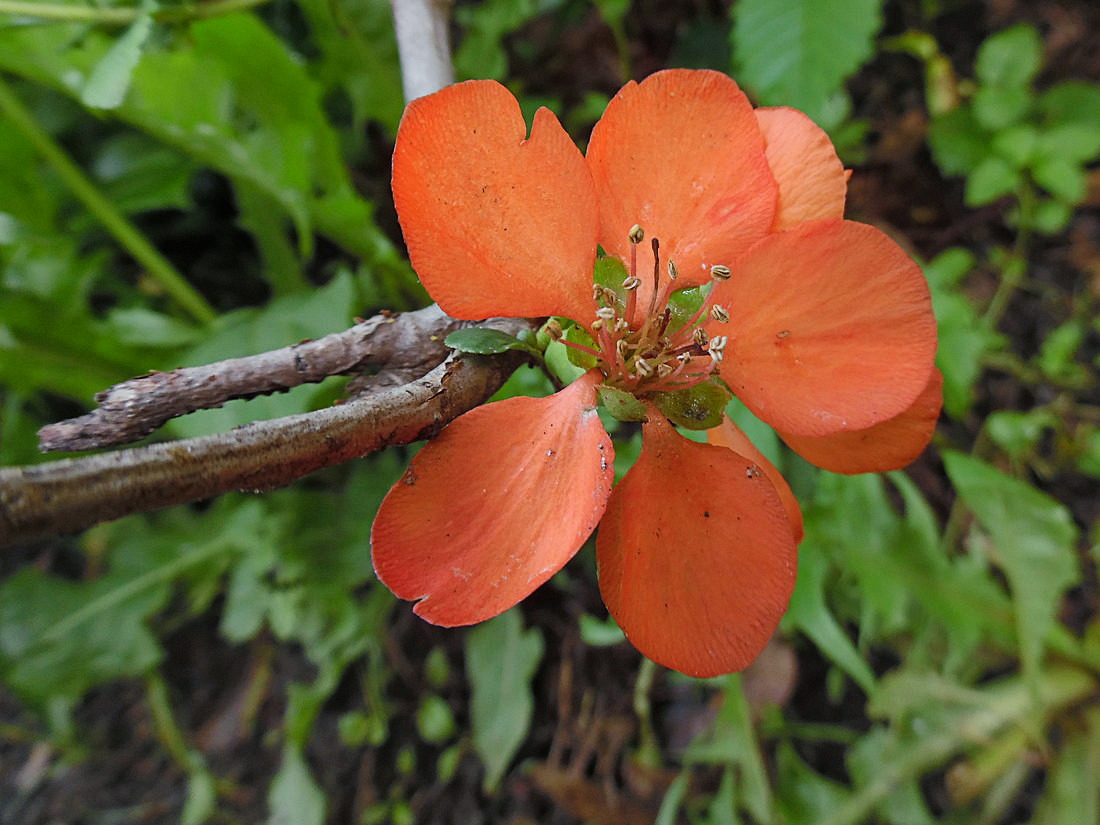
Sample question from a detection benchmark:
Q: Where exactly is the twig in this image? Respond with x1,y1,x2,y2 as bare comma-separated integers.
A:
390,0,454,101
38,305,458,452
0,321,533,546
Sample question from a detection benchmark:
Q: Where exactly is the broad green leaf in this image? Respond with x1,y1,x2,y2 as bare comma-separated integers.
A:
975,25,1043,88
81,9,155,110
732,0,881,125
986,409,1057,459
1038,81,1100,131
466,608,544,791
444,327,538,355
990,124,1038,168
544,338,586,385
1031,157,1087,204
848,728,935,825
652,379,731,430
972,84,1033,131
964,156,1020,206
1035,124,1100,164
416,695,457,744
928,107,988,176
268,747,325,825
943,452,1080,686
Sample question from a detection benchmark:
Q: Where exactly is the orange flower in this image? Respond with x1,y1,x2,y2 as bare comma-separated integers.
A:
371,70,940,677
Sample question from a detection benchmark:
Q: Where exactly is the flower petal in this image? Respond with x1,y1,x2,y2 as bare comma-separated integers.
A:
708,416,804,542
597,414,798,677
780,368,943,474
586,69,778,306
393,79,598,323
372,371,613,626
716,219,937,437
755,107,847,231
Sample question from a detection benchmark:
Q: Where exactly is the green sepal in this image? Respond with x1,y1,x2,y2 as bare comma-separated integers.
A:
597,385,648,422
563,324,598,369
445,328,539,355
652,379,732,430
666,284,710,334
545,340,586,385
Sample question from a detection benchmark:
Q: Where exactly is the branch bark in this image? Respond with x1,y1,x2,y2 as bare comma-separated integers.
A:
1,317,534,546
38,304,458,452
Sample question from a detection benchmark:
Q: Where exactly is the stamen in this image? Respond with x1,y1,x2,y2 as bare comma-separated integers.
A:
592,283,604,301
693,328,709,347
635,358,654,377
595,307,617,321
710,264,731,281
629,224,645,245
614,319,630,333
622,275,641,290
667,260,678,280
710,305,730,323
544,318,563,340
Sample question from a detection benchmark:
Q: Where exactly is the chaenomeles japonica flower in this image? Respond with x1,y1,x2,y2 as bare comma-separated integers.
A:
370,69,941,678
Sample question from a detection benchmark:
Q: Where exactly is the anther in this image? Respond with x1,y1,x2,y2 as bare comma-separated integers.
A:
693,328,710,347
592,283,604,301
622,275,642,290
709,335,729,352
635,358,654,377
614,319,630,333
629,225,645,244
710,305,730,323
667,260,678,280
592,319,604,331
657,363,674,379
710,264,731,281
677,352,692,363
595,307,617,321
616,339,629,359
544,319,563,340
602,287,619,305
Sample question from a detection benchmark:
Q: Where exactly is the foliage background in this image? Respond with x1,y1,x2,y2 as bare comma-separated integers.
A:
1,0,1098,823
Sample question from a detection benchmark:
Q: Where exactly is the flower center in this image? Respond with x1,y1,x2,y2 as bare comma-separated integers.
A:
582,225,731,394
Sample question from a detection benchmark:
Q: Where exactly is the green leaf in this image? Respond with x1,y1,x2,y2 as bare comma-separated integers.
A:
1031,157,1087,204
965,156,1020,206
1035,124,1100,164
597,384,648,422
578,613,626,647
268,747,326,825
1036,319,1087,381
416,695,457,744
1038,81,1100,131
986,409,1057,459
924,249,1006,417
81,9,155,110
563,323,599,369
972,84,1033,131
943,452,1080,685
544,339,587,385
975,25,1043,88
685,676,773,823
1033,198,1074,234
928,107,988,176
444,327,537,355
731,0,882,125
990,124,1038,168
466,608,544,791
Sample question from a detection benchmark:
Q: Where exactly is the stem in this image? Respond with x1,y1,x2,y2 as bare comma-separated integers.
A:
0,0,271,26
983,184,1035,328
389,0,454,101
0,76,216,324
